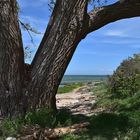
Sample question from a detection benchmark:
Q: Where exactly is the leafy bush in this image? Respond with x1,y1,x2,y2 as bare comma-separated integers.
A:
90,54,140,140
108,53,140,98
118,91,140,111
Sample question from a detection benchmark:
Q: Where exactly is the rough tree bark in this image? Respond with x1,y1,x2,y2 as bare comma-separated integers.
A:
29,0,88,111
28,0,140,111
1,0,140,117
0,0,25,117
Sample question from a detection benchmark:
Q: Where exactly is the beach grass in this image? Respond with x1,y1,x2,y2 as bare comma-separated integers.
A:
57,83,84,94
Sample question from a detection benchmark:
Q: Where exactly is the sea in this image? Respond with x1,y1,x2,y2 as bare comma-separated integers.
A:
60,75,108,85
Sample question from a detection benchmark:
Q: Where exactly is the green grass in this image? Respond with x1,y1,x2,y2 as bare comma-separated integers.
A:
91,82,140,113
92,82,108,97
1,107,140,140
0,108,88,138
60,111,140,140
83,82,140,140
58,82,140,140
60,112,135,140
1,82,140,139
0,118,24,139
58,83,84,94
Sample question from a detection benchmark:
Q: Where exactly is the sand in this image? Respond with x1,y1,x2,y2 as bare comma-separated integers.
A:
56,84,96,116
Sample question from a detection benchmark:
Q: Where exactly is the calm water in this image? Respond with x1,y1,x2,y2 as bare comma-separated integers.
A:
61,75,108,85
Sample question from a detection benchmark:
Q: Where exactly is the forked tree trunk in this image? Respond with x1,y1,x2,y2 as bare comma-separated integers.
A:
28,0,88,111
28,0,140,111
1,0,140,117
0,0,25,117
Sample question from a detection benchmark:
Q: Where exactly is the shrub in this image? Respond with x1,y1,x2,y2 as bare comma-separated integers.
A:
108,53,140,99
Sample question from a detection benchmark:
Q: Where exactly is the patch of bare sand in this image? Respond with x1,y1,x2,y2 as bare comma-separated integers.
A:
56,84,96,116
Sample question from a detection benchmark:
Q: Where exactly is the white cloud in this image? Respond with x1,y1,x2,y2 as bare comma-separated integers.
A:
77,51,119,56
105,30,125,37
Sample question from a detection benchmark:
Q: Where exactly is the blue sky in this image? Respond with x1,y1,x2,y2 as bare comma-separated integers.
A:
18,0,140,75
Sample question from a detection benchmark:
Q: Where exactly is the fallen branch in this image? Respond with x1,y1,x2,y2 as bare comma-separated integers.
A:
17,122,90,140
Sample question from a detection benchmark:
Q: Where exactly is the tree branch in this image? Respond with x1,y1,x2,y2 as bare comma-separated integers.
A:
85,0,140,34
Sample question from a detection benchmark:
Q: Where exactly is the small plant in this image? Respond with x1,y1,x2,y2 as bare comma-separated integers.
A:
25,108,56,128
0,118,23,138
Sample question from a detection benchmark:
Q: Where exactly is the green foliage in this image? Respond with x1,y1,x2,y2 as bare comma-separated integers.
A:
0,108,80,138
87,113,130,140
61,134,81,140
90,83,140,139
0,118,23,138
61,113,131,140
58,83,83,94
2,51,140,139
54,109,89,127
92,82,108,97
108,53,140,98
118,91,140,111
90,60,140,139
25,108,56,128
90,113,129,132
54,109,73,127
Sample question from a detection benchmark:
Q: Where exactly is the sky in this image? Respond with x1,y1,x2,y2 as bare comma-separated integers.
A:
17,0,140,75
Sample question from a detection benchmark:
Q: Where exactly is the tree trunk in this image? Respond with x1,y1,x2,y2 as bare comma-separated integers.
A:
0,0,25,117
28,0,88,111
1,0,140,117
28,0,140,112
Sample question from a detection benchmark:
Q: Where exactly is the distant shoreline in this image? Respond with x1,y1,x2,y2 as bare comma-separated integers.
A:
64,75,111,76
60,75,108,85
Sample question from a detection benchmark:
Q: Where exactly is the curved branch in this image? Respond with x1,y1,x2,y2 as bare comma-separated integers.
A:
85,0,140,34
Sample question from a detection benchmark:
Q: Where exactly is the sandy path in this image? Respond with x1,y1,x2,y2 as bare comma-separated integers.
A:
56,84,96,116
